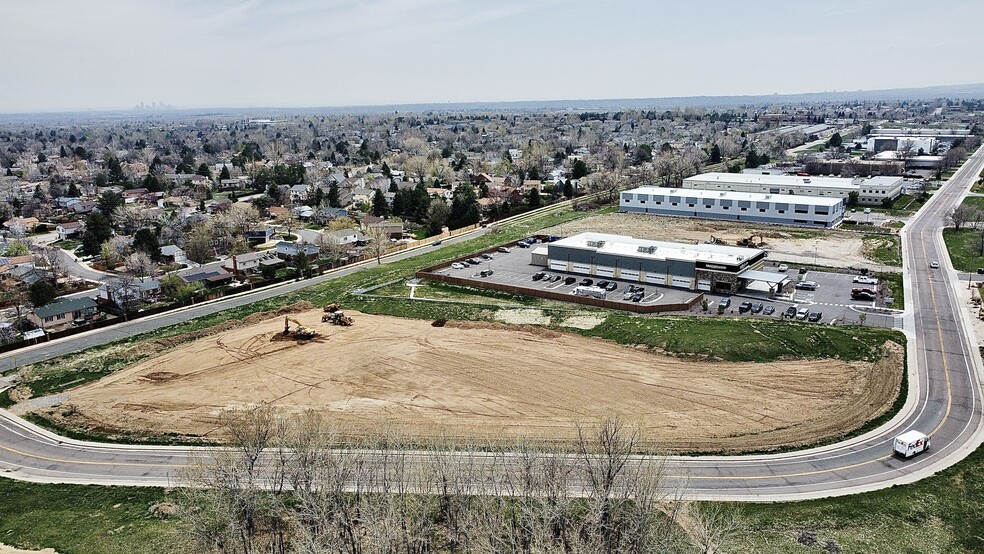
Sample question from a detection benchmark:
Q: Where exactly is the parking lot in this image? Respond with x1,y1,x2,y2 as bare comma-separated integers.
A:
429,243,699,309
423,241,900,328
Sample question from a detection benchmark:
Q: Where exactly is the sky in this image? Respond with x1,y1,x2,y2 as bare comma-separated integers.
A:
2,0,983,113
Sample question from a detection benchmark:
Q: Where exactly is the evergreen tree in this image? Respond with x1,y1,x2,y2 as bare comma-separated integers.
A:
371,189,389,217
526,187,542,209
132,228,161,262
219,165,231,181
327,184,341,208
563,179,574,199
81,212,113,255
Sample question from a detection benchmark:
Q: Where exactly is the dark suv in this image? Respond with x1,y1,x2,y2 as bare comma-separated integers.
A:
738,301,753,313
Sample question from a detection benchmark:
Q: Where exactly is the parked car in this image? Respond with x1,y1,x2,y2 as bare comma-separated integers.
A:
604,282,618,292
798,267,808,274
532,272,546,281
738,301,753,313
479,269,494,278
795,281,819,290
580,278,593,286
481,253,493,260
548,274,561,282
807,311,824,323
751,302,763,314
466,258,482,265
796,307,810,320
777,264,789,272
763,305,775,315
784,305,798,318
517,241,530,248
719,296,732,308
596,280,610,288
631,292,644,302
451,262,465,269
564,276,577,285
853,276,879,285
497,246,511,253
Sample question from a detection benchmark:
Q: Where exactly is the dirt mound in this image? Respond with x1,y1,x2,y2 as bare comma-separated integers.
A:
61,311,903,453
122,301,316,358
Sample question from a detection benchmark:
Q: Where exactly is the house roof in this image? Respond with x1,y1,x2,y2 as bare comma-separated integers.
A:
34,296,97,319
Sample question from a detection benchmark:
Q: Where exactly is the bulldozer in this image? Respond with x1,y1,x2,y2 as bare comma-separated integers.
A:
323,312,354,326
283,316,319,339
736,234,766,247
323,303,341,313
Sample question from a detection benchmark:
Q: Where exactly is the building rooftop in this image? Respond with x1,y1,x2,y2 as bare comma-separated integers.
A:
685,172,858,191
624,186,843,207
34,296,97,319
551,232,764,265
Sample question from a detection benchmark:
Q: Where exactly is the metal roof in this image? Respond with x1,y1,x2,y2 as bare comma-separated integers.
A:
737,269,789,284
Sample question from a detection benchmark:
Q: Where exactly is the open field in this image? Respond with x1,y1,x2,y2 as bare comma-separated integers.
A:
543,212,893,268
48,311,903,453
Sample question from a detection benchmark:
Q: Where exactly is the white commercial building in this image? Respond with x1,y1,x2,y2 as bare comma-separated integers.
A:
620,187,844,228
545,232,785,294
682,172,903,206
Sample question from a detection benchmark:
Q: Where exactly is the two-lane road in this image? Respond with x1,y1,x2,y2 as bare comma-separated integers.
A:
2,153,984,500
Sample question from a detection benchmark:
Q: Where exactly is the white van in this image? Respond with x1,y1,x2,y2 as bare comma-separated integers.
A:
893,430,930,458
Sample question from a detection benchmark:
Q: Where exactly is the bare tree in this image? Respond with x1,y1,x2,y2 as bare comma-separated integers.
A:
362,224,391,265
124,251,154,279
948,204,977,230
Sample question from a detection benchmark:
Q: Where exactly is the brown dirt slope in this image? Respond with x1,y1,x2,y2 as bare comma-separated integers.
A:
52,311,902,453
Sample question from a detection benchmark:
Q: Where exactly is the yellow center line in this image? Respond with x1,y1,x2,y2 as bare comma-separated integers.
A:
920,230,954,438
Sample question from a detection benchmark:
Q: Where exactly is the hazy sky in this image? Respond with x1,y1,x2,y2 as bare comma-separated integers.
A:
3,0,983,112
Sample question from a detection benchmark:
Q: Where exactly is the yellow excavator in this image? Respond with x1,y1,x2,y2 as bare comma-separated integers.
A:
283,316,319,339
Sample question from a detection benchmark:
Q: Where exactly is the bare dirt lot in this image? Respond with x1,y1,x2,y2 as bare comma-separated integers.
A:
544,212,878,269
52,311,902,452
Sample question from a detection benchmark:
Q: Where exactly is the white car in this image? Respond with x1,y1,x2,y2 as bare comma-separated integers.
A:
450,262,466,270
777,264,788,272
795,307,810,320
930,261,940,269
853,276,878,285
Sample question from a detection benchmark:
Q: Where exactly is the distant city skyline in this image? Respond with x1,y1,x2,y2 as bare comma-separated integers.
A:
3,0,983,113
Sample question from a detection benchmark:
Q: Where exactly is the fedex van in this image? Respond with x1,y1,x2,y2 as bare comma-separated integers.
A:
893,430,930,458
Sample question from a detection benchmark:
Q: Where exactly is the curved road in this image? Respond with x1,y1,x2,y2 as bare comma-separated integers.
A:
2,153,984,500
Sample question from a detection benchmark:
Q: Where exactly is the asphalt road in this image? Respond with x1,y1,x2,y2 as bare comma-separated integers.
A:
2,162,984,500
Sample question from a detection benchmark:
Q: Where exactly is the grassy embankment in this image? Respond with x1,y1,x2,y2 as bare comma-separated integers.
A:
942,196,984,272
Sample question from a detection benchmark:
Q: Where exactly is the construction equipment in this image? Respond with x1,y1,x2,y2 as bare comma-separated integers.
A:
706,235,726,245
323,303,341,313
284,316,319,339
737,234,766,247
323,312,354,326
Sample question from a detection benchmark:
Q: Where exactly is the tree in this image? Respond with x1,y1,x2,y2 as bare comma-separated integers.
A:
948,204,977,231
371,188,389,217
196,163,212,178
97,190,124,215
571,158,589,180
563,179,575,199
424,198,450,236
66,182,81,197
526,187,542,209
363,224,391,265
847,191,860,207
124,251,154,279
106,274,139,316
447,184,481,230
28,280,57,308
3,240,28,257
327,183,341,208
219,165,231,181
132,228,161,262
709,144,722,163
81,212,113,256
828,132,843,148
160,273,202,302
183,225,215,265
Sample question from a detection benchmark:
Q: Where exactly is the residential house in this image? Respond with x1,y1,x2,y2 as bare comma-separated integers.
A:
69,201,97,215
121,188,149,204
365,220,405,240
315,207,349,223
245,226,275,245
351,188,373,206
274,241,320,261
55,221,84,240
218,178,245,191
288,184,310,202
206,198,233,214
222,251,284,276
159,245,187,264
99,277,161,306
2,217,40,232
323,228,366,247
29,296,98,329
176,263,234,287
292,205,315,220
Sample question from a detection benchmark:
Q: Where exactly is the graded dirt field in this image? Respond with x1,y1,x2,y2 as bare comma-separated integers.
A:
544,212,879,268
54,311,902,452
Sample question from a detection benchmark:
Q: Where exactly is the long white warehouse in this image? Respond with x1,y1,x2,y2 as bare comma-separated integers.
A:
619,186,845,228
682,172,903,206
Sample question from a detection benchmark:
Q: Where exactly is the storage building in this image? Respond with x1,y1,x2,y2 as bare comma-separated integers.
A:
544,232,786,294
620,187,844,228
682,172,903,206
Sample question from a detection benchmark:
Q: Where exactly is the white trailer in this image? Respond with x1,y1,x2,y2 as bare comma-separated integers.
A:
572,286,606,299
893,430,930,458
